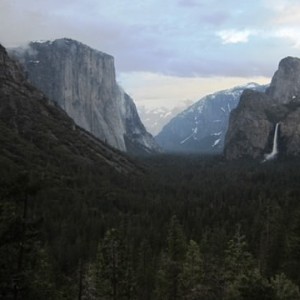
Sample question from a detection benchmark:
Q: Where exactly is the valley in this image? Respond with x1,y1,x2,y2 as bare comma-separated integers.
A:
2,151,300,299
1,39,300,300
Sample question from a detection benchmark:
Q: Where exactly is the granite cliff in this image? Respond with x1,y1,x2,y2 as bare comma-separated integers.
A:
10,38,159,154
224,57,300,160
0,43,139,173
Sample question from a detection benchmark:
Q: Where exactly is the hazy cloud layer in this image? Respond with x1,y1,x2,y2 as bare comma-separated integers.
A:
1,0,300,78
1,0,299,108
119,72,270,109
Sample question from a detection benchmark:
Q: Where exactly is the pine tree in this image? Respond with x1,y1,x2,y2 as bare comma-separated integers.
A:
93,228,135,300
223,229,273,300
80,263,95,300
28,246,60,300
271,273,300,300
0,200,21,299
0,173,43,300
179,239,204,300
136,239,155,300
224,229,255,283
155,216,186,300
286,208,300,284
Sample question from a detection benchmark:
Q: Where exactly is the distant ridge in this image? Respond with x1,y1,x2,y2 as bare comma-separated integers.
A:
156,83,267,154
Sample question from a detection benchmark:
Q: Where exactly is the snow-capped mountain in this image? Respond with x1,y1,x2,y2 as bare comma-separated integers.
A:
156,83,268,154
138,103,192,136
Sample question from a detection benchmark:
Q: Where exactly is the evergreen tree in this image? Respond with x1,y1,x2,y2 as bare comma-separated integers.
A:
223,229,273,300
93,228,135,300
286,208,300,284
271,273,300,300
0,200,21,299
225,268,273,300
136,239,155,300
179,239,204,300
28,246,60,300
80,262,99,300
155,216,186,300
224,229,255,282
0,173,44,300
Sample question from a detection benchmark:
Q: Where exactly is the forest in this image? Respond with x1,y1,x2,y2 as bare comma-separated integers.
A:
1,150,300,300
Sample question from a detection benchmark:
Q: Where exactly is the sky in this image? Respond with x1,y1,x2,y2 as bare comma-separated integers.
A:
1,0,300,109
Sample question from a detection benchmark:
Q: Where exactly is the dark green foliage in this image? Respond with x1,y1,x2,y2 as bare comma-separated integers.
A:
179,240,204,300
271,273,300,300
223,229,273,300
93,229,135,300
0,174,57,300
224,229,256,283
155,216,186,300
1,151,300,299
136,240,155,300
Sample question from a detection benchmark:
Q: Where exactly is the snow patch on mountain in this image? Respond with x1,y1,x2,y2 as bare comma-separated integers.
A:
138,101,192,136
156,83,268,154
212,139,221,147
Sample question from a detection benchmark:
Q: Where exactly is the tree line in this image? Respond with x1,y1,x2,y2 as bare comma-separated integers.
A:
1,154,300,299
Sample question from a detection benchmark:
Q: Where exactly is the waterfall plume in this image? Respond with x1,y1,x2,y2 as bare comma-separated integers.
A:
263,123,280,162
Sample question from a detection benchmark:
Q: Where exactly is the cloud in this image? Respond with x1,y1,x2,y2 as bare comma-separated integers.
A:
177,0,203,7
261,0,300,27
216,29,254,44
4,0,294,109
0,0,297,81
264,0,299,13
275,28,300,48
265,0,300,26
119,72,270,109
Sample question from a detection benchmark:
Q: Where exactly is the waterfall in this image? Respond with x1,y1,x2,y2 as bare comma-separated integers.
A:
263,123,280,162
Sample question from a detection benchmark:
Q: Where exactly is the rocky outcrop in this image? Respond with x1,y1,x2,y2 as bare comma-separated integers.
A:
224,56,300,160
280,104,300,156
122,93,160,154
266,57,300,104
0,43,139,173
224,91,273,159
156,83,266,154
10,38,159,154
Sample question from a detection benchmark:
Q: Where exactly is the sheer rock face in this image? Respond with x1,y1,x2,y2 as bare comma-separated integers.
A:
224,57,300,160
224,91,273,160
10,38,159,154
266,57,300,104
0,43,140,173
281,107,300,156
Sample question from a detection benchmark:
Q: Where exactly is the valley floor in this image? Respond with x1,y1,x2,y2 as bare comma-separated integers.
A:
1,153,300,299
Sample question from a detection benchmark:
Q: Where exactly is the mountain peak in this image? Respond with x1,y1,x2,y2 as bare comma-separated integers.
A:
0,43,139,173
11,38,159,154
279,56,300,68
225,56,300,160
30,38,114,59
156,83,266,154
266,56,300,104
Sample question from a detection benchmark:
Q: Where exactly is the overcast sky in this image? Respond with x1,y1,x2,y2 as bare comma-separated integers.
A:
1,0,300,109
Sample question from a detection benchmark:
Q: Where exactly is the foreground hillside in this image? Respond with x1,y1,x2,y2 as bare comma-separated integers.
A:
0,42,141,299
2,151,300,299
